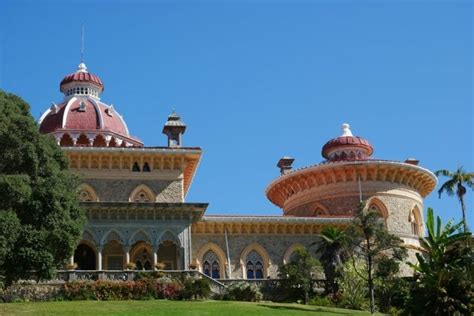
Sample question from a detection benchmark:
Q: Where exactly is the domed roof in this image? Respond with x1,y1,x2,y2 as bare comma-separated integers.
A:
60,63,104,92
321,124,373,161
38,63,142,147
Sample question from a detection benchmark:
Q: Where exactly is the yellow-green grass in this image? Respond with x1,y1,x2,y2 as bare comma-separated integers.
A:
0,300,379,316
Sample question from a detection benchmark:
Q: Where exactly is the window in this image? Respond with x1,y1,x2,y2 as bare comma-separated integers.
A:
409,208,422,236
132,162,140,172
246,261,254,279
79,190,93,202
202,250,221,279
143,162,151,172
134,190,151,203
246,250,264,279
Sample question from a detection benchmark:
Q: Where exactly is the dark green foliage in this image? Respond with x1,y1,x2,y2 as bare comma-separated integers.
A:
133,271,164,280
223,282,263,302
279,247,321,304
315,226,347,294
0,90,85,287
182,278,211,300
344,202,408,313
405,208,473,315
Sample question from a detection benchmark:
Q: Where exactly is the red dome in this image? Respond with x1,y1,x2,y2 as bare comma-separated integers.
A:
321,124,373,161
39,98,142,147
60,71,104,91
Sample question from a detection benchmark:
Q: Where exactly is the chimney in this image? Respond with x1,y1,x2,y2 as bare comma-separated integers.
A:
404,158,419,165
277,157,294,175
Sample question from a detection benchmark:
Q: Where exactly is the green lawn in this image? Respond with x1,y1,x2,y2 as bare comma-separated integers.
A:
0,300,378,316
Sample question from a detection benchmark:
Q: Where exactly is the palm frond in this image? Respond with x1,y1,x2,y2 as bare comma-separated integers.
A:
434,169,453,177
437,179,456,197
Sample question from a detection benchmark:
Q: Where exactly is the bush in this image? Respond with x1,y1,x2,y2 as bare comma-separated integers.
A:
134,271,164,280
223,282,263,302
0,284,62,302
335,261,368,310
182,278,211,300
62,278,184,301
309,295,334,307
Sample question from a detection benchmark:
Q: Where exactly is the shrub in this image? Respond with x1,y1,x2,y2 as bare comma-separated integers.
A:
223,282,263,302
335,261,368,310
0,284,62,302
182,278,211,300
63,281,96,300
309,295,334,307
62,277,185,301
134,271,164,280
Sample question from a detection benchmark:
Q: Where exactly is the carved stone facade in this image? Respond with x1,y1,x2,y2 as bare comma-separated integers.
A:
39,63,436,279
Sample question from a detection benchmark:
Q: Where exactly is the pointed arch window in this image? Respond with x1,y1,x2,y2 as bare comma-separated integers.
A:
134,190,151,202
202,250,221,279
368,200,388,227
409,207,422,236
143,162,151,172
78,184,98,202
246,250,264,279
132,162,140,172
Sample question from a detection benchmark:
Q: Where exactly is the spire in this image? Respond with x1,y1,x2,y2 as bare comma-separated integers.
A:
77,26,88,73
81,25,85,64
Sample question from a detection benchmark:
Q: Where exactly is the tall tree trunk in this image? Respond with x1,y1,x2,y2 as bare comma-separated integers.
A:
458,189,468,233
366,236,375,315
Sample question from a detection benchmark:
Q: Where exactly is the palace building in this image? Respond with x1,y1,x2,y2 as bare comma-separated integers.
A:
38,62,437,279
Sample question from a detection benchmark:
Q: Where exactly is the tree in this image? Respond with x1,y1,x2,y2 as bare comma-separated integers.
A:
279,247,322,304
435,167,474,232
315,226,347,294
406,208,473,315
0,90,85,287
344,202,407,314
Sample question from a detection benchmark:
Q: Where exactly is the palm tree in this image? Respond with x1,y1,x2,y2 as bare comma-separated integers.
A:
407,208,472,315
315,226,347,294
435,166,474,232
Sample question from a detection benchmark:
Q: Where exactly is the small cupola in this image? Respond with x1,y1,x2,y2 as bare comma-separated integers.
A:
321,123,374,162
162,110,186,147
60,62,104,101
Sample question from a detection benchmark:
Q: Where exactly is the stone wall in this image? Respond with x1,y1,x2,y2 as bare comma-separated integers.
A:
192,234,318,279
84,179,183,202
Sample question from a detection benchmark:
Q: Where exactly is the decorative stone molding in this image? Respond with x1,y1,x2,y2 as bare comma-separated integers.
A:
266,160,437,211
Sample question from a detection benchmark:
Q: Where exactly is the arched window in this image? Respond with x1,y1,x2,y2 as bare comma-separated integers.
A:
143,162,151,172
211,261,220,279
78,184,98,202
246,250,264,279
246,261,254,279
79,190,93,202
202,250,221,279
130,185,155,203
203,261,211,277
255,261,263,279
367,199,388,226
134,190,151,202
132,162,140,172
409,207,423,236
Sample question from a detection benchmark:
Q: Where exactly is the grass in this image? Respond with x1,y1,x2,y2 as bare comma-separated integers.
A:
0,300,379,316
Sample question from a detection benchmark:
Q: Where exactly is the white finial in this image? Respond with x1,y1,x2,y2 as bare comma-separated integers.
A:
77,62,87,73
341,123,353,136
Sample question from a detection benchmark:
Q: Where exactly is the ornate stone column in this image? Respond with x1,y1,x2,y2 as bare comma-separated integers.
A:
124,246,131,265
97,246,103,271
153,246,158,270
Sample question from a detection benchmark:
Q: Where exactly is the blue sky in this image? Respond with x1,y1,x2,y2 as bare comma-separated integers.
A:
1,1,472,228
